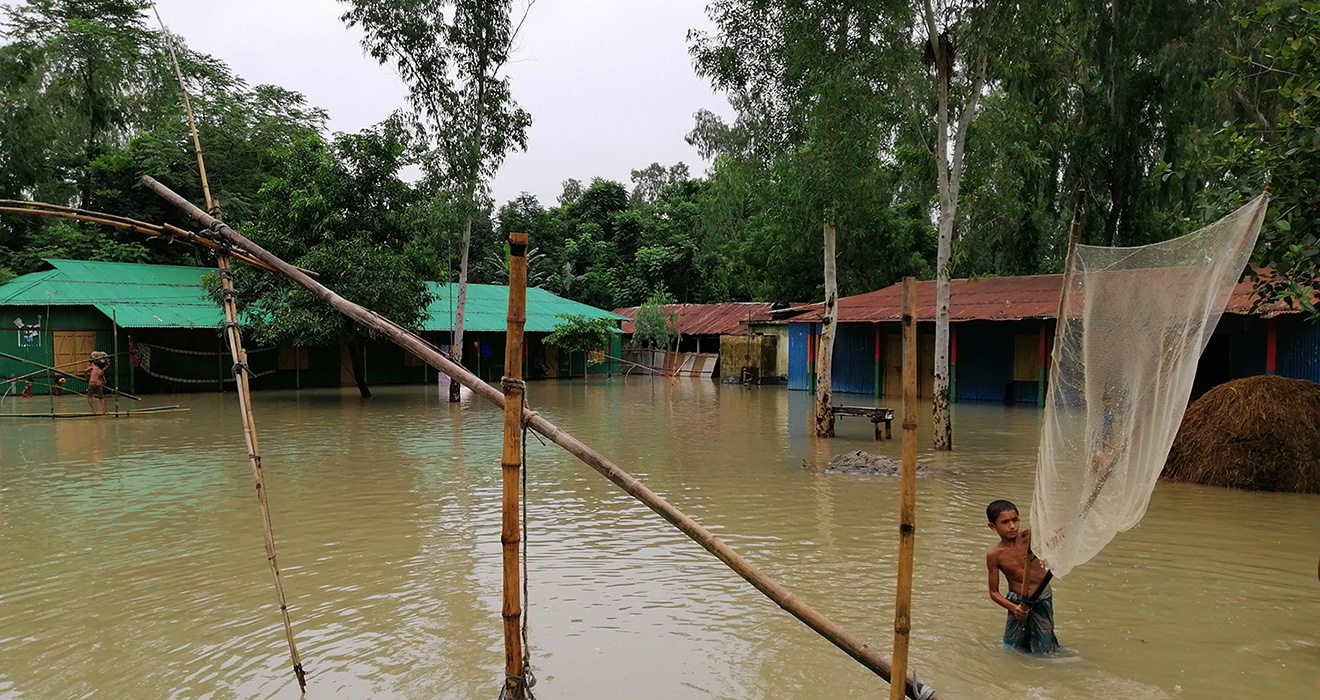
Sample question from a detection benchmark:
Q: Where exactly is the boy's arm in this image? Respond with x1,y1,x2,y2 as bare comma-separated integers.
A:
987,550,1028,620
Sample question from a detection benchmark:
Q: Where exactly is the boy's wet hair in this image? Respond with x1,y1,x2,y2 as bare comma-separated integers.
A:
986,499,1018,523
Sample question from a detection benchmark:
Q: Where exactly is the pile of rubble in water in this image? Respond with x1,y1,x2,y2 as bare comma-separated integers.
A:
824,450,930,476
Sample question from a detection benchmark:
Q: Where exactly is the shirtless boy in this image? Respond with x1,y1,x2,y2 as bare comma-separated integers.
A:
86,351,109,414
985,499,1059,655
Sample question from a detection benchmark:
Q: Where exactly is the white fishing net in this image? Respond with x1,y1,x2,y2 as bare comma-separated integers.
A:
1031,195,1268,577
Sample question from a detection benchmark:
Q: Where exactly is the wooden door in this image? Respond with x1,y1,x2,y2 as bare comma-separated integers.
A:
918,333,935,399
884,334,902,398
53,331,97,376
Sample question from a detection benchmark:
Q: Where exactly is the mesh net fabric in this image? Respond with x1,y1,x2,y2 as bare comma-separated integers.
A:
1031,195,1268,577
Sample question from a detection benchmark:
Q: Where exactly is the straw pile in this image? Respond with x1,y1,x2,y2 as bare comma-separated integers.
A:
1163,375,1320,493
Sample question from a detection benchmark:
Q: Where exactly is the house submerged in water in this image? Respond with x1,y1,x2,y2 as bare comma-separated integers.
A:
782,274,1320,404
0,259,626,395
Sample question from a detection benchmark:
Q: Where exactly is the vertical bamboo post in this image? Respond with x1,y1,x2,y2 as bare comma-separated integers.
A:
500,232,530,698
218,255,306,691
112,310,120,414
889,277,919,700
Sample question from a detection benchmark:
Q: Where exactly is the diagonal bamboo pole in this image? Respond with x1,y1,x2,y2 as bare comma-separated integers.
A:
889,277,920,700
501,232,529,698
141,175,943,700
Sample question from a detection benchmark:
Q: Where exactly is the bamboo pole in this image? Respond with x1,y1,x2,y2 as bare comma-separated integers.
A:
501,232,529,698
113,310,120,414
889,277,920,700
153,13,306,684
3,351,131,383
218,255,306,691
0,350,141,401
0,201,300,275
141,175,942,700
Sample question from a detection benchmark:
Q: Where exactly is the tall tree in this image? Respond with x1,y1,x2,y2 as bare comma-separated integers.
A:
692,0,919,438
342,0,532,401
922,0,1003,451
231,118,434,398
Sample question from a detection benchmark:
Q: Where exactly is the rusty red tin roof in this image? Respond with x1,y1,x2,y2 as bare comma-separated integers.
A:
613,302,780,336
788,273,1299,324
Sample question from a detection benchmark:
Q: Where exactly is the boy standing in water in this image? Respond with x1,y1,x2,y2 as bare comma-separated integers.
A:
985,499,1059,655
85,351,109,414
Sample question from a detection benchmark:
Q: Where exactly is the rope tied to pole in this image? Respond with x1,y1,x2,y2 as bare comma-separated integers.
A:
498,671,535,699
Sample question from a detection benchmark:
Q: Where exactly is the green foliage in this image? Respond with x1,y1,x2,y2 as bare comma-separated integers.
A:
0,0,325,276
1207,1,1320,317
632,290,680,350
688,0,937,303
220,120,435,357
545,314,615,355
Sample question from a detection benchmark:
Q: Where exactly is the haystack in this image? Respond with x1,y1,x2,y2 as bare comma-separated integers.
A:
1163,375,1320,493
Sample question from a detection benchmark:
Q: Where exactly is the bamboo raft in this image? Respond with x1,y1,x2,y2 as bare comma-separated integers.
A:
0,405,188,419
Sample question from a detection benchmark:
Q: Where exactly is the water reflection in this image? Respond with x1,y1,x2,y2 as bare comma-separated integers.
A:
0,380,1316,699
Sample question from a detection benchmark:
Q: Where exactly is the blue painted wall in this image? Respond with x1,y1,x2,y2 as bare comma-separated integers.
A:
831,323,877,395
788,323,811,391
1278,316,1320,382
957,322,1014,402
788,313,1320,401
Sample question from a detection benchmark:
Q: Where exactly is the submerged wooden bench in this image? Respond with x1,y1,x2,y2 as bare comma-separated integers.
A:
831,405,895,440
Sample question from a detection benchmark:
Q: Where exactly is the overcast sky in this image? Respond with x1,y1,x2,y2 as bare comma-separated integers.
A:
149,0,733,207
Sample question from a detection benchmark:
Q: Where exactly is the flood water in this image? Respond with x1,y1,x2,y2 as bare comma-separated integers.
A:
1,378,1317,699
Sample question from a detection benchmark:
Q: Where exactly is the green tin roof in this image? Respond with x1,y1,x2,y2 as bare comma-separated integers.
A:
0,259,224,329
0,260,624,332
421,282,628,333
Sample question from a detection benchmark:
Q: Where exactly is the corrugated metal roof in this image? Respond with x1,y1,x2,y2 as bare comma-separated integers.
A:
790,273,1302,324
0,259,224,328
612,302,778,336
423,283,628,333
0,260,627,332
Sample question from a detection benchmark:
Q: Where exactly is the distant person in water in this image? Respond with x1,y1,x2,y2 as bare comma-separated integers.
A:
985,499,1059,655
86,351,110,414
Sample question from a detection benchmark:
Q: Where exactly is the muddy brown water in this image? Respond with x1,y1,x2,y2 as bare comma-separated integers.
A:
1,379,1316,699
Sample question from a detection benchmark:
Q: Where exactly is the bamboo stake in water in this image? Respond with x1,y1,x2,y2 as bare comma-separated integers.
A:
140,175,943,700
501,232,530,698
218,255,306,691
113,310,120,414
154,10,306,687
889,277,920,700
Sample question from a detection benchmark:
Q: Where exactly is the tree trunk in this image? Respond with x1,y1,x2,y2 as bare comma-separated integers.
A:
922,3,983,452
449,213,474,401
933,207,953,451
814,220,838,438
350,341,372,398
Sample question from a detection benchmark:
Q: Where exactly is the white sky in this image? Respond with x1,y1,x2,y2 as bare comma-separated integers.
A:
148,0,733,207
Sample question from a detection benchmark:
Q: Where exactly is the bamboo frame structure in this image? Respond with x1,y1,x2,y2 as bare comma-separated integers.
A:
501,232,530,698
889,277,920,700
152,13,307,682
141,175,942,699
0,200,289,275
0,350,141,401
